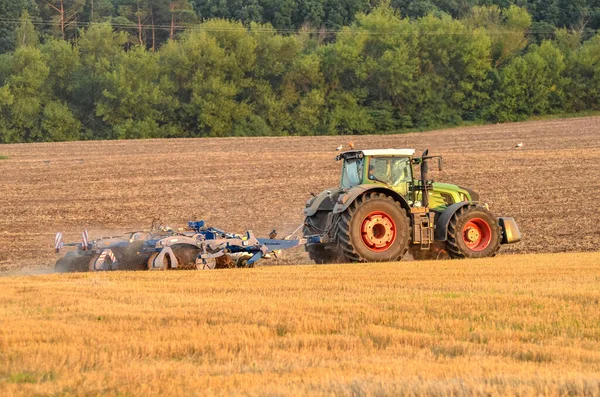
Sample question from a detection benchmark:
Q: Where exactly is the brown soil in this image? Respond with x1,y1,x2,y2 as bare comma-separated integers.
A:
1,116,599,270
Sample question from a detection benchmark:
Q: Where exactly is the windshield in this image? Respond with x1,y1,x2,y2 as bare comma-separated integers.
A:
341,158,364,188
368,157,412,186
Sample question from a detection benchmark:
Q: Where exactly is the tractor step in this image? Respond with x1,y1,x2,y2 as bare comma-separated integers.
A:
411,209,435,250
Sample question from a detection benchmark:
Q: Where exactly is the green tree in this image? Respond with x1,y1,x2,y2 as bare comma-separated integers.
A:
487,41,566,121
411,14,492,125
41,101,82,141
0,0,39,54
0,46,48,142
466,5,531,67
15,11,39,48
41,39,79,100
72,23,128,139
564,33,600,111
96,45,164,138
0,85,15,143
158,21,258,137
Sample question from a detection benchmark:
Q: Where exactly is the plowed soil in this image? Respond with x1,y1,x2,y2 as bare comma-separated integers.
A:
1,116,599,270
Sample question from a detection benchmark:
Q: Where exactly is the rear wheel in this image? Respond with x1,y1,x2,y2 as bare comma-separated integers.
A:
337,193,410,262
446,205,501,259
303,210,339,264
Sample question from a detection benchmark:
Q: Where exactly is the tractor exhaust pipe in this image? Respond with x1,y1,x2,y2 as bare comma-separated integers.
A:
421,149,429,208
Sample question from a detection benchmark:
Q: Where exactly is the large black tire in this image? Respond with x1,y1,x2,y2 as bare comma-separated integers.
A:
303,210,339,264
445,204,501,259
55,255,89,273
337,192,410,263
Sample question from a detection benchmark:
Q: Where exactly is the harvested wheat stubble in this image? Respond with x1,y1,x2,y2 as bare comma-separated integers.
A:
0,116,599,270
0,253,599,396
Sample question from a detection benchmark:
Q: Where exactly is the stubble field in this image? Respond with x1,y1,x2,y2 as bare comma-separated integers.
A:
1,253,600,396
0,116,599,270
0,117,599,395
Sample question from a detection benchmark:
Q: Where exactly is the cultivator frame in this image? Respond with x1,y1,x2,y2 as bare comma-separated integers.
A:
54,220,305,272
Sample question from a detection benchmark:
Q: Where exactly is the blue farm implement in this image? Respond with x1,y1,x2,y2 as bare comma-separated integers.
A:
54,221,305,272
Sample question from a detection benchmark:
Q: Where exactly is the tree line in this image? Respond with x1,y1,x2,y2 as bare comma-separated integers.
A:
0,2,599,142
1,1,600,54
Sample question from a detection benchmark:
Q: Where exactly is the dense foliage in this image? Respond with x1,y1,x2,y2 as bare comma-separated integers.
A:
0,1,599,141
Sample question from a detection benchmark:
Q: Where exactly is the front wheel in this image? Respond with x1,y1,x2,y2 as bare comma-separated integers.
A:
445,205,501,259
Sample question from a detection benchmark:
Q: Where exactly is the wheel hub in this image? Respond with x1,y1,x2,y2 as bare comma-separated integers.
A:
465,227,480,242
462,218,492,252
361,212,396,252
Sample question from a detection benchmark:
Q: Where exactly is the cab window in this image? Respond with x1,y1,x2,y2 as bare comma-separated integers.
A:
367,157,412,186
341,158,364,188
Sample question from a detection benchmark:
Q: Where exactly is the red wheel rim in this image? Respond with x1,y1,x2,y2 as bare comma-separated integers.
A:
462,218,492,252
360,211,396,252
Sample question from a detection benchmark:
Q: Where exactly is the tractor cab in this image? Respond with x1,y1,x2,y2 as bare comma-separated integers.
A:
337,149,475,211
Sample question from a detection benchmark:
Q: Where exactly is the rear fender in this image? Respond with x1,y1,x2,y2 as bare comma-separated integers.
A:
304,187,342,217
332,185,411,215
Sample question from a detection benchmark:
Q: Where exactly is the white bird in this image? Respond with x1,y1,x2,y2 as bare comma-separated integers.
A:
335,145,343,151
514,143,523,149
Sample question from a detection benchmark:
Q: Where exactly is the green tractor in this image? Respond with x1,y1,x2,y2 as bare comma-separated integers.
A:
303,149,521,263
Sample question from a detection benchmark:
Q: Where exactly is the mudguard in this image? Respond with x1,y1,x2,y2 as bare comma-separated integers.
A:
149,247,179,269
304,187,342,217
332,185,411,214
434,201,477,241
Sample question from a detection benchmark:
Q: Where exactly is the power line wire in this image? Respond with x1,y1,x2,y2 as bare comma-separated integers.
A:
0,17,594,35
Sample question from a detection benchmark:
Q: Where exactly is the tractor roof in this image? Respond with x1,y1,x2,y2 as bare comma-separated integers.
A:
359,149,415,157
336,149,415,161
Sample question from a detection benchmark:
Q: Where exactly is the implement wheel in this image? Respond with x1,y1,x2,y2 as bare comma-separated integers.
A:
337,192,410,262
55,255,89,273
446,205,501,259
147,252,171,270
